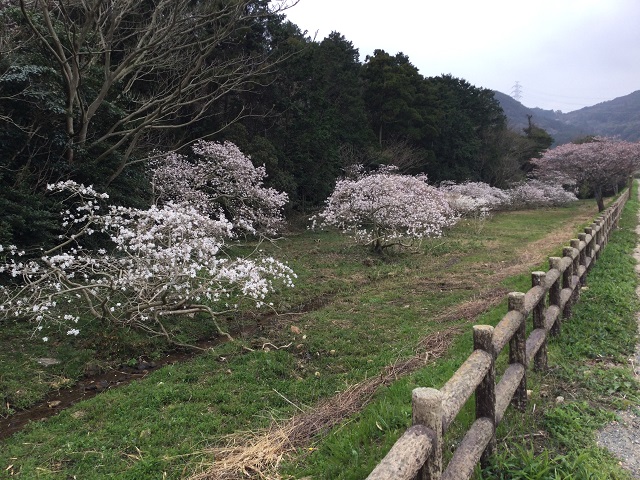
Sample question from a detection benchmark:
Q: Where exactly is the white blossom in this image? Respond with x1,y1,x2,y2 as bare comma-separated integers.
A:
151,141,288,236
0,181,295,341
313,166,458,252
507,180,577,208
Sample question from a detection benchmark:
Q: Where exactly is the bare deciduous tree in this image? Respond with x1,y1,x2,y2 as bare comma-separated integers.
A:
16,0,297,182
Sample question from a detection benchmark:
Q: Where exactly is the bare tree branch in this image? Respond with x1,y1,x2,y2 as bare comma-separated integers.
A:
16,0,299,180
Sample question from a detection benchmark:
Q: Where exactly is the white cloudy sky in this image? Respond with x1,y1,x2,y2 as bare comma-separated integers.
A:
284,0,640,112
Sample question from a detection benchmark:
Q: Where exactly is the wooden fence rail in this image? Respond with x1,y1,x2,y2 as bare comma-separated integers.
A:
367,189,629,480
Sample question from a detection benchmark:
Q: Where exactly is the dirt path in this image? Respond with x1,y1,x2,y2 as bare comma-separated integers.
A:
596,194,640,479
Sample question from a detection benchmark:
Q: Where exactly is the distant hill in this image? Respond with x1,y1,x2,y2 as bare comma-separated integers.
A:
493,90,640,145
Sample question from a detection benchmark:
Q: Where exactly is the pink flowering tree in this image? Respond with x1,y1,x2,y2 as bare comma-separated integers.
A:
0,182,295,345
531,137,640,211
313,166,458,253
152,141,288,236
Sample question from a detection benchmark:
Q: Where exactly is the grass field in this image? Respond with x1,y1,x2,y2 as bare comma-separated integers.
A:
0,193,637,479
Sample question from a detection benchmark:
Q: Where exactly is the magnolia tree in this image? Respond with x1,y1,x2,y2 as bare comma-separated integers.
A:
531,137,640,211
152,141,288,236
439,179,576,217
0,182,295,345
508,179,578,208
313,166,458,252
439,181,511,217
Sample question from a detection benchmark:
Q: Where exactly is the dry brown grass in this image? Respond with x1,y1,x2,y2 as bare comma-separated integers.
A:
430,288,509,324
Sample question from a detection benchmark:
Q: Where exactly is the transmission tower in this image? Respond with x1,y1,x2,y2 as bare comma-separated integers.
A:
511,81,523,102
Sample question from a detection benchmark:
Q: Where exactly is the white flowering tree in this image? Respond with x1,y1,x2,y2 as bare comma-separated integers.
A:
0,182,295,345
507,179,578,208
152,141,288,236
440,179,576,214
313,166,458,253
439,181,511,217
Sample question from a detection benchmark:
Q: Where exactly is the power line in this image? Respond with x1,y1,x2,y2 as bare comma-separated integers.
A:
524,88,611,103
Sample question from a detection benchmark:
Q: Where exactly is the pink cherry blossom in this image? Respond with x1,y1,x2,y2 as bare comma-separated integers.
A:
531,137,640,211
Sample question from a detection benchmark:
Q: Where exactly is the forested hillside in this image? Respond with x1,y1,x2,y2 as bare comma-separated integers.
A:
0,1,557,248
564,90,640,141
494,90,640,145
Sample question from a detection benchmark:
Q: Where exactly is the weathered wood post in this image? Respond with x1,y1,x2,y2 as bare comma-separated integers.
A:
613,200,621,228
594,219,603,260
412,388,443,480
569,240,580,275
562,246,575,319
599,216,605,245
570,239,582,309
473,325,496,467
548,257,562,336
576,235,587,285
531,271,547,371
508,292,527,411
585,227,594,265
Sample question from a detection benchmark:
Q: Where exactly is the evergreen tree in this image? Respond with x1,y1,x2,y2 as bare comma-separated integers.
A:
427,74,506,183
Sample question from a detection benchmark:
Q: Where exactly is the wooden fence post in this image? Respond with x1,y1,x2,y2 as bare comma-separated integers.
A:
594,219,603,260
584,227,594,265
412,388,443,480
548,257,562,336
613,200,621,228
571,233,588,285
473,325,496,467
604,212,611,245
562,246,576,319
531,271,547,371
571,240,583,308
569,240,580,273
599,216,606,246
613,198,622,228
508,292,527,411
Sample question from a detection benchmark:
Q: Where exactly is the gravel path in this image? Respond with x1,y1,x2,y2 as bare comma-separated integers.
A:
595,209,640,479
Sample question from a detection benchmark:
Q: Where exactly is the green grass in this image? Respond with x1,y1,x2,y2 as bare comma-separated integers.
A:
480,186,640,480
0,196,632,479
281,192,639,480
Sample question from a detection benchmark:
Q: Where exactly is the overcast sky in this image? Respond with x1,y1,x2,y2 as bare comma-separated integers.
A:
285,0,640,113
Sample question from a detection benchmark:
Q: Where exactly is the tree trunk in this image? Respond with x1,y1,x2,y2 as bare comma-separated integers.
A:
595,186,605,212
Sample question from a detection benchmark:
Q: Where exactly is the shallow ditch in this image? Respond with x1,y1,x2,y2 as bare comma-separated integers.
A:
1,338,223,441
0,292,339,441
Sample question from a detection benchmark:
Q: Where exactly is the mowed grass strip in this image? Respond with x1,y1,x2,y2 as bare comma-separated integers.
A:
0,199,612,479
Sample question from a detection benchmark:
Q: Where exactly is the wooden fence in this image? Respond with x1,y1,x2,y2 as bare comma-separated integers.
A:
367,189,630,480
